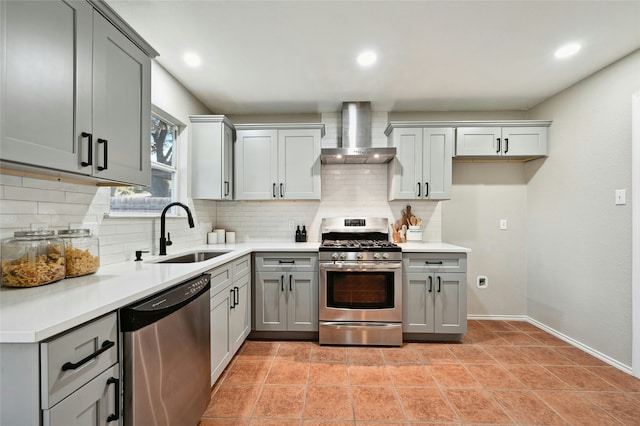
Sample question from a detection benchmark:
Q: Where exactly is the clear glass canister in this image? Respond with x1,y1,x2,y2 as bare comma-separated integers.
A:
58,229,100,277
1,231,66,287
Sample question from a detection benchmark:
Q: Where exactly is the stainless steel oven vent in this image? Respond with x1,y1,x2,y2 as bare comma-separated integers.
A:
320,101,396,164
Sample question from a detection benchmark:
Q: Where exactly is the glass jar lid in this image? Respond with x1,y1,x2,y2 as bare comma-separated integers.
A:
58,229,92,237
13,230,56,238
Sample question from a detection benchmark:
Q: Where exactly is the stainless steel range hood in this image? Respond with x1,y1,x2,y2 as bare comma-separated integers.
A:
320,102,396,164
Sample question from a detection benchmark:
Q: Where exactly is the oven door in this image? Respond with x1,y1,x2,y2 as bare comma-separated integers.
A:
319,261,402,322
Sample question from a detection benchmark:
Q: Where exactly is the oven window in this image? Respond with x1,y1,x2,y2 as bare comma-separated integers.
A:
326,271,394,309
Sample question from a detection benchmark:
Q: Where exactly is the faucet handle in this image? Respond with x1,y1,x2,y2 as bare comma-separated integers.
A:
166,232,173,246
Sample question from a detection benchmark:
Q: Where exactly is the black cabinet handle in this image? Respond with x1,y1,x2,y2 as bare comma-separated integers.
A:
425,182,429,197
289,275,292,292
106,377,120,422
416,182,421,197
61,340,115,371
281,275,284,292
428,276,433,293
504,138,509,154
81,132,93,166
97,138,108,171
437,276,442,293
280,183,284,198
234,286,239,306
278,260,295,264
230,288,236,309
425,261,443,265
273,183,276,198
224,181,230,196
496,138,501,154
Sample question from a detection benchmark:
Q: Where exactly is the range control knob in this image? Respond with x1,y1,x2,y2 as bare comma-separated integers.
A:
382,253,389,259
339,253,347,260
373,253,381,259
332,253,340,260
356,253,363,260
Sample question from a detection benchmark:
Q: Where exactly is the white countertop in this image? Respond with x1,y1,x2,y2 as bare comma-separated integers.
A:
0,241,468,343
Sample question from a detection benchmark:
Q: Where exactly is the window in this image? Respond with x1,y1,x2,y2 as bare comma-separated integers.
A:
109,112,179,214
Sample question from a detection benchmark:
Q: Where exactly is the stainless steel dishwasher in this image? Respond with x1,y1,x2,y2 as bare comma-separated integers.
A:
120,274,211,426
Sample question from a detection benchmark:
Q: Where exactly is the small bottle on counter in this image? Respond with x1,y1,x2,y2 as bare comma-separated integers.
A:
301,225,307,242
295,225,302,242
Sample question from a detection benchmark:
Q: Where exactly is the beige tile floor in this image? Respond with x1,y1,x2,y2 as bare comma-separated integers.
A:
199,320,640,425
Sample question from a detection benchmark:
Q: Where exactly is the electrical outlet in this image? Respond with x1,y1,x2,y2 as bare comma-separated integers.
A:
615,189,626,205
288,219,295,230
500,219,508,230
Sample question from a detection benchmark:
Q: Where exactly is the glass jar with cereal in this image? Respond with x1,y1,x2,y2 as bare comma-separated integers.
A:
1,231,66,287
58,229,100,278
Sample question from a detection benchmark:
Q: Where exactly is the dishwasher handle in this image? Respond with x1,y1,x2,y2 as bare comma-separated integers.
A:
120,274,210,332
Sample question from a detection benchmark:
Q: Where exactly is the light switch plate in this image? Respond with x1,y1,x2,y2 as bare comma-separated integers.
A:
500,219,508,230
615,189,626,205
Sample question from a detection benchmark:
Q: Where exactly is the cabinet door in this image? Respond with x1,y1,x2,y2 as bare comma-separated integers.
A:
278,129,321,200
433,273,467,334
254,271,287,331
1,0,93,174
230,273,251,354
287,272,319,332
222,123,234,199
422,128,453,200
501,127,547,157
92,13,151,186
403,273,435,333
388,128,422,200
191,118,231,200
235,130,278,199
43,364,119,426
210,288,232,386
455,127,502,156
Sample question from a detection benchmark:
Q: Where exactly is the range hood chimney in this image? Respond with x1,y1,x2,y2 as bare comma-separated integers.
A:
320,101,396,164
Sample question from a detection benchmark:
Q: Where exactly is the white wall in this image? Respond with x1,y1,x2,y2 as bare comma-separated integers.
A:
526,49,640,367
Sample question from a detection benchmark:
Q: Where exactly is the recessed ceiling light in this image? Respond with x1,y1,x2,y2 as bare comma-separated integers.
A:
554,43,581,59
184,52,202,67
357,50,377,67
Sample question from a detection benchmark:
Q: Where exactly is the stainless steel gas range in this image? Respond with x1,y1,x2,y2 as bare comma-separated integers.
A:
318,217,402,346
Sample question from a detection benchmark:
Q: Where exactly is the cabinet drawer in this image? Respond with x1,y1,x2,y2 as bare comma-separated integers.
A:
403,253,467,273
208,263,233,297
41,312,118,409
254,252,318,272
233,255,251,280
43,364,119,426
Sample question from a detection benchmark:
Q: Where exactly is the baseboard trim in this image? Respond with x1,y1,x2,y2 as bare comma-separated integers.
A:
467,314,633,375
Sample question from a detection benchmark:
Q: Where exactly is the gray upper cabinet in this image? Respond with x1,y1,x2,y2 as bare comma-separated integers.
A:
234,124,323,200
455,123,550,158
386,124,453,200
190,115,235,200
1,0,156,186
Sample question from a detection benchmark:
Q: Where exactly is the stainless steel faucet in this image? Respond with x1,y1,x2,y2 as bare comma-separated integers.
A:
159,202,195,255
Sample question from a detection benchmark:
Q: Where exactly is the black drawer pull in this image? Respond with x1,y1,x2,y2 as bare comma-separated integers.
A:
278,260,295,264
230,288,236,309
106,376,119,422
425,261,443,265
428,276,433,293
97,138,108,171
61,340,115,371
234,286,239,306
437,276,442,293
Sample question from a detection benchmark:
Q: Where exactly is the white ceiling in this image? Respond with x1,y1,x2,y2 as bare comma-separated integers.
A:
106,0,640,115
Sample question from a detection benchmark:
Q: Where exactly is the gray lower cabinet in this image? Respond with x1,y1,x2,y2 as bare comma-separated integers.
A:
1,0,155,186
0,312,120,426
403,253,468,334
254,253,319,332
208,255,251,385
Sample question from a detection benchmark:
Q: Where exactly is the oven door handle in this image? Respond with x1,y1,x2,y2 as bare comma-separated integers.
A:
319,262,402,272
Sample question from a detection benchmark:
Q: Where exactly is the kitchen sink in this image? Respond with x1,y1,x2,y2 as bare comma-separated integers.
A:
156,251,231,263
